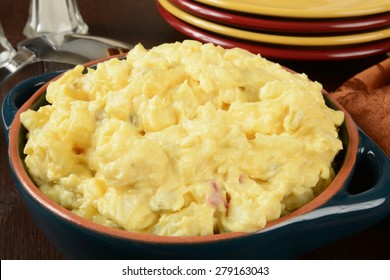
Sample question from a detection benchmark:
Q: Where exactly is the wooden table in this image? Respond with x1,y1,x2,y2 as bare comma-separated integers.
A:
1,0,389,260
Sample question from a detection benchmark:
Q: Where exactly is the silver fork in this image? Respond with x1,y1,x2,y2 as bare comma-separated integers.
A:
0,33,131,86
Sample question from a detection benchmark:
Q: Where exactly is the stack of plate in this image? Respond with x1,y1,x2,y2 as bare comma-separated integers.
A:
156,0,390,60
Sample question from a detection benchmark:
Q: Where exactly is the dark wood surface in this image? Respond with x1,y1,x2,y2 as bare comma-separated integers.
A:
1,0,389,260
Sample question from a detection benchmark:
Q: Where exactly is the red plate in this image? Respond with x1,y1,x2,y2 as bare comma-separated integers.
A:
157,1,390,61
170,0,390,34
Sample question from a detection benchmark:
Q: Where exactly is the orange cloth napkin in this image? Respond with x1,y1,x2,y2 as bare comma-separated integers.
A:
331,58,390,158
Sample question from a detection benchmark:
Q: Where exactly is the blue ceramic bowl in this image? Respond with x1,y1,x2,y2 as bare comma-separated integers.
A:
2,67,390,259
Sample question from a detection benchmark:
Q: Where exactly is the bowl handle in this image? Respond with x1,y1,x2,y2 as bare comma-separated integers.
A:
1,71,63,142
328,128,390,207
307,128,390,225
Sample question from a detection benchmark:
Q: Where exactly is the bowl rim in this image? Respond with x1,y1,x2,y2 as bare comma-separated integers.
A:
8,54,359,244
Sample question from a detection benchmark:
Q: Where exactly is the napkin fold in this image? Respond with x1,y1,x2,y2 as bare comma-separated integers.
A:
331,58,390,157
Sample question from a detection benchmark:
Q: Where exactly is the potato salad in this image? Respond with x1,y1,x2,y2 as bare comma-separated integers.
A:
20,40,344,236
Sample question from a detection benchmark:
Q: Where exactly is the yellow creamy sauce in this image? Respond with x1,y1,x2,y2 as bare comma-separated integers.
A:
20,41,344,236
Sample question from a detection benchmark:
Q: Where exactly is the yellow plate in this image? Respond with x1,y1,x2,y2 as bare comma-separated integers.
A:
194,0,390,18
159,0,390,47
